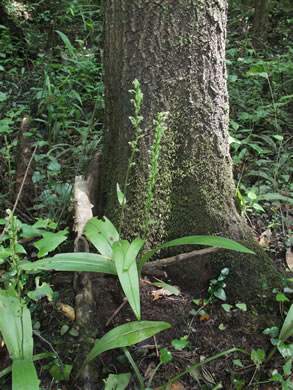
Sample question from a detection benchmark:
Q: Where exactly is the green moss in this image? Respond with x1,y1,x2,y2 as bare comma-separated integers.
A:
210,238,283,303
165,234,282,305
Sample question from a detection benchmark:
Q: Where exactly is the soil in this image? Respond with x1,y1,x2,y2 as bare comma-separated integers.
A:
19,258,291,390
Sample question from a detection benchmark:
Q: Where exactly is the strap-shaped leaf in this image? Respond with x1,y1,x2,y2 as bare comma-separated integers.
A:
12,360,39,390
84,217,119,257
113,241,141,320
74,320,171,383
20,253,117,275
279,304,293,342
138,235,255,274
0,294,33,360
123,237,144,271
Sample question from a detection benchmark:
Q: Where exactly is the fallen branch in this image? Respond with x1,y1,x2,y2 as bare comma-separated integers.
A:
142,246,219,271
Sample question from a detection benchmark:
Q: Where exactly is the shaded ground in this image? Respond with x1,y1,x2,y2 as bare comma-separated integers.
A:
24,257,290,390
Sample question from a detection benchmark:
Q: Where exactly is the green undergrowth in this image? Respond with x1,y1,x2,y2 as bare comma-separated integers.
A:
227,0,293,255
0,1,292,388
0,0,104,223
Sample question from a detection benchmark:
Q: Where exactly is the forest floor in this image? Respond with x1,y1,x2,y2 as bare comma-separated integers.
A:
35,244,291,390
0,3,292,390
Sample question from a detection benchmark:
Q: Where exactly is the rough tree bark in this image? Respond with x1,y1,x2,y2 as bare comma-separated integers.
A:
251,0,272,49
92,0,281,301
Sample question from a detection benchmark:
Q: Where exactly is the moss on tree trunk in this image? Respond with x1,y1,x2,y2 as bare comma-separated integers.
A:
93,0,282,302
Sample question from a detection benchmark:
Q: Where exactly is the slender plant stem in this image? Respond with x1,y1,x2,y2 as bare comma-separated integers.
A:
142,112,168,244
146,362,162,388
123,347,145,390
118,79,143,236
0,143,38,243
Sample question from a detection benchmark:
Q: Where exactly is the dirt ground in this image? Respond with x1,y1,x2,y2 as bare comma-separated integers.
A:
27,258,290,390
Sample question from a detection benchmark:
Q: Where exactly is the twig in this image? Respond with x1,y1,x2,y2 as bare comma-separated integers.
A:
153,335,159,358
33,330,66,381
106,297,128,327
142,246,219,271
0,143,38,242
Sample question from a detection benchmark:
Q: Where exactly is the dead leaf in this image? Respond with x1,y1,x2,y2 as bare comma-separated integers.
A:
286,248,293,271
258,228,272,248
144,361,155,379
59,303,75,321
154,380,185,390
151,288,173,297
199,314,210,321
201,366,216,384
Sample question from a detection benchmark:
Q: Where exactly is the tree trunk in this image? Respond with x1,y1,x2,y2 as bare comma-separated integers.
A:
251,0,271,49
93,0,281,301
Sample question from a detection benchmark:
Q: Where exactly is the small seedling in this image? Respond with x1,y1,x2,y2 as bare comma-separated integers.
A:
208,268,229,303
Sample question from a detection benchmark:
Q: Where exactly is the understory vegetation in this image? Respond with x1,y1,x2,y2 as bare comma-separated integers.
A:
0,0,292,389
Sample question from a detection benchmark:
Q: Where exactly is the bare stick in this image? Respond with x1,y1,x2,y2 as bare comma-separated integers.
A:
0,143,38,242
106,297,128,327
142,246,219,271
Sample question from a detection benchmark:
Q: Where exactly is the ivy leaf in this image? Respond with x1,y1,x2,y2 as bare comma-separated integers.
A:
34,230,68,258
214,288,227,301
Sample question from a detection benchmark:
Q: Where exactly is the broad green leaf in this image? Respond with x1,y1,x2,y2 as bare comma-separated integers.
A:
276,341,293,359
123,237,144,271
21,224,44,238
74,321,171,383
0,92,7,102
138,236,254,274
235,303,247,312
20,253,117,275
15,243,27,254
222,304,233,312
0,294,33,360
152,282,180,296
160,348,173,363
221,268,229,276
33,218,57,230
116,183,126,206
171,336,189,351
113,241,141,320
34,230,68,258
233,359,244,368
49,362,72,381
276,293,289,302
104,373,131,390
279,304,293,342
269,373,283,382
262,326,280,338
27,277,54,302
283,359,292,376
12,360,39,390
248,191,257,200
251,349,265,366
0,247,16,262
84,217,119,257
47,160,61,171
214,288,226,301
